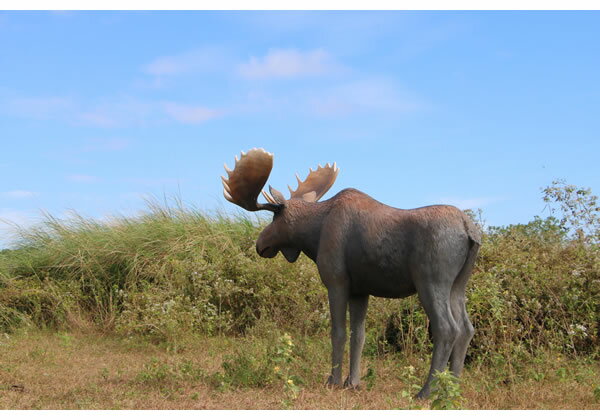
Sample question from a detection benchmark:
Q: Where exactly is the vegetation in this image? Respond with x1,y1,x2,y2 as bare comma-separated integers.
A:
0,180,599,409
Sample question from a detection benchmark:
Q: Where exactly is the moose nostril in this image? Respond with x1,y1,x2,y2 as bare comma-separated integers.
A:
256,244,272,257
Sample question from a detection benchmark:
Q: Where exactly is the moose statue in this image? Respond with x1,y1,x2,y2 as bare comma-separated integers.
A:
221,148,481,398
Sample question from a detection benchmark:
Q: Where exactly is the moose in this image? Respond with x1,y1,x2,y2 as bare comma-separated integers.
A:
221,148,481,398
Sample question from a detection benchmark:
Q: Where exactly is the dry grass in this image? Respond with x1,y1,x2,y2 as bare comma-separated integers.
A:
1,330,598,410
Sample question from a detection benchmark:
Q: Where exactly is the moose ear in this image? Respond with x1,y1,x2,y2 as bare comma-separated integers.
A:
268,185,287,205
302,191,317,202
262,185,286,208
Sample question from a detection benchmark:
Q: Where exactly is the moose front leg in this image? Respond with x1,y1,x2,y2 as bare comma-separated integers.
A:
344,294,369,389
326,286,349,387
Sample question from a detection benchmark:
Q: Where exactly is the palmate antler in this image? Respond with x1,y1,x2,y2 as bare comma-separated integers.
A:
221,148,280,212
222,148,340,210
288,163,339,202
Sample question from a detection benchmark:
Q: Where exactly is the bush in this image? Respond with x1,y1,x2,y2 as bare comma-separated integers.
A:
209,332,303,399
0,182,598,366
430,370,465,410
0,203,329,337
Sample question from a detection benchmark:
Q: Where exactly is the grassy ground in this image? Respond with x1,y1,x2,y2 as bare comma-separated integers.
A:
1,330,598,410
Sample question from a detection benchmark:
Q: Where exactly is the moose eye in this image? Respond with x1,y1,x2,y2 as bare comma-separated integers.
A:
272,209,282,220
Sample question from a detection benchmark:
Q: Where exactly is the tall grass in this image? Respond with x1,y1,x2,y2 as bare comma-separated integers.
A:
1,189,598,367
0,199,329,340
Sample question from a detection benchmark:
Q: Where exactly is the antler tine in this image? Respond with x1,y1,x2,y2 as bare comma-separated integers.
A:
221,148,278,212
288,162,340,203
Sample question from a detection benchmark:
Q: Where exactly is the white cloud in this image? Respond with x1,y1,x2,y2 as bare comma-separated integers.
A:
77,99,221,127
4,95,220,127
82,138,130,152
235,77,423,118
67,174,100,183
144,47,228,76
238,48,337,79
78,111,117,127
162,102,222,124
124,177,181,187
74,98,156,128
308,78,422,117
2,190,37,199
9,96,74,119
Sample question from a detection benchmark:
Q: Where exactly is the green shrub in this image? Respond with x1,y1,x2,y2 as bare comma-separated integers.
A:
209,332,304,396
430,370,465,410
0,304,30,333
0,275,68,331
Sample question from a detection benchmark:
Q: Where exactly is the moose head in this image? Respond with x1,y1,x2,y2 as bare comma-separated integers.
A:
221,148,339,263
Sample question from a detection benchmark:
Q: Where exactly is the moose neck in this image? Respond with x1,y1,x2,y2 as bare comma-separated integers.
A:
288,200,331,262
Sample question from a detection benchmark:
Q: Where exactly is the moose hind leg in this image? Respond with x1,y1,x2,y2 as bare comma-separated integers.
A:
449,241,477,377
449,295,474,377
414,281,459,399
344,295,369,389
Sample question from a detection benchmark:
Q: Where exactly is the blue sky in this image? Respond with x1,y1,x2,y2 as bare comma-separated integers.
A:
1,11,599,246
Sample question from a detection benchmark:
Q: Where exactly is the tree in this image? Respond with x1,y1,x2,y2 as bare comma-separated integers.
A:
542,179,600,244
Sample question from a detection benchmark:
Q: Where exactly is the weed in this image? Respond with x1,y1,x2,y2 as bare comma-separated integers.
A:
208,332,304,403
531,371,545,382
136,358,171,384
178,359,205,381
271,333,301,399
217,351,271,389
397,365,425,410
135,357,205,386
362,365,376,391
555,367,568,381
27,347,48,360
57,332,73,348
430,370,465,410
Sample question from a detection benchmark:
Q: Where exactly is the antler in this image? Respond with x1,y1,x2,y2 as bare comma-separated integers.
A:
221,148,280,212
288,163,340,202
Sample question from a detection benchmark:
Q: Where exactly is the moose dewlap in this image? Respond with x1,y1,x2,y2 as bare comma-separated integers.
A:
221,148,481,399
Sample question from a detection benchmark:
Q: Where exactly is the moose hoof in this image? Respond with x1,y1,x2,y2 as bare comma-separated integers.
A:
415,388,430,400
326,375,342,389
343,377,361,391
